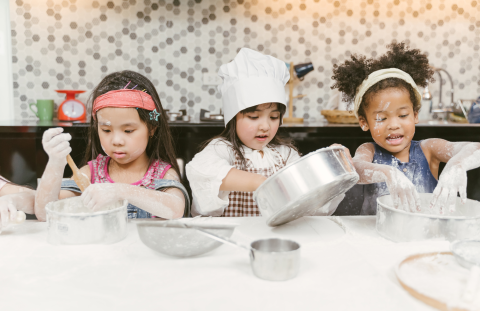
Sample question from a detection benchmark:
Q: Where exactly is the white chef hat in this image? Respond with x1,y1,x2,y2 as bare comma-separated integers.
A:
218,48,290,126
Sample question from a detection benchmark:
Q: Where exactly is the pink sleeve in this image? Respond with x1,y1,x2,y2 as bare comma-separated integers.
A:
159,164,172,179
88,161,94,184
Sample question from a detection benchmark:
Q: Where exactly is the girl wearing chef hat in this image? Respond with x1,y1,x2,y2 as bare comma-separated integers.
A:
187,48,343,217
34,71,189,221
332,42,480,215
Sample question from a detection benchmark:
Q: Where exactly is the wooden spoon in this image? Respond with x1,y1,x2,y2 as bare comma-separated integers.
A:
66,154,90,192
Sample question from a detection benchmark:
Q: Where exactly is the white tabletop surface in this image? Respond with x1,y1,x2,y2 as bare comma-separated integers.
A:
1,216,451,311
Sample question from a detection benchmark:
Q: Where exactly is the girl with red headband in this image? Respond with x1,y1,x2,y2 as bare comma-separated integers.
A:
35,71,189,220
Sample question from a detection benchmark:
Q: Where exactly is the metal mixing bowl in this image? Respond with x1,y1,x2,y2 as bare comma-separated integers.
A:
377,193,480,242
254,147,359,227
46,196,128,245
136,219,238,257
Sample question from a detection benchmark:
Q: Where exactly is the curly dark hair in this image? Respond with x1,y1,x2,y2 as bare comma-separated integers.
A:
331,42,435,120
200,103,299,169
82,70,181,182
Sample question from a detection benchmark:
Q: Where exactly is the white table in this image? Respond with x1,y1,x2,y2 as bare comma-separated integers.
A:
1,216,447,311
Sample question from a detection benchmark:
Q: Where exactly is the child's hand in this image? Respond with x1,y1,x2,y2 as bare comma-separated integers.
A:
0,196,25,229
81,183,124,212
330,144,354,167
430,163,467,214
0,196,17,229
384,168,421,213
42,127,72,166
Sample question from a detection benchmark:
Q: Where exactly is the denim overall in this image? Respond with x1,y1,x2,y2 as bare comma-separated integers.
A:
61,179,191,218
335,140,438,215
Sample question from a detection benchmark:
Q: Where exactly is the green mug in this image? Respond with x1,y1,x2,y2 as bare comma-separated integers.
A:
30,100,54,121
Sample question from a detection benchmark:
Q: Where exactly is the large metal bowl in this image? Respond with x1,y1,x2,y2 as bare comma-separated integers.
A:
377,193,480,242
46,196,128,245
136,219,238,257
254,147,359,227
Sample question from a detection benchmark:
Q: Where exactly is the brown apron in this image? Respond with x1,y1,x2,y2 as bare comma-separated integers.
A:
223,147,286,217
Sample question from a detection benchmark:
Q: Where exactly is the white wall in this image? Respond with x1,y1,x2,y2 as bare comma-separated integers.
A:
0,0,13,121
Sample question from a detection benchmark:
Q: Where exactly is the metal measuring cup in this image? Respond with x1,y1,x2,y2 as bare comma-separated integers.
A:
451,239,480,302
184,224,301,281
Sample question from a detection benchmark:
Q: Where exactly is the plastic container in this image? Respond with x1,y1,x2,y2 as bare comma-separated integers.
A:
46,196,128,245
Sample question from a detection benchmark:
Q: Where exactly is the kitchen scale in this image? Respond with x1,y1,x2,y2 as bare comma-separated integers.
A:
56,90,86,121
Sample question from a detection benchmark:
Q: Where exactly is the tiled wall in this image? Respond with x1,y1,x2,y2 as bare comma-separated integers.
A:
10,0,480,121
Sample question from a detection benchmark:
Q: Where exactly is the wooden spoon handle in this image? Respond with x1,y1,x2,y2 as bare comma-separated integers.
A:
66,154,78,171
66,154,90,192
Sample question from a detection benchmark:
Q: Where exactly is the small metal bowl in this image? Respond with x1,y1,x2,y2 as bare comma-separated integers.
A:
136,219,238,257
46,196,128,245
250,238,301,281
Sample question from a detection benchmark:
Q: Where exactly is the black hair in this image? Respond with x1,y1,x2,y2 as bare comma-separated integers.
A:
83,70,181,181
200,103,299,169
331,41,435,120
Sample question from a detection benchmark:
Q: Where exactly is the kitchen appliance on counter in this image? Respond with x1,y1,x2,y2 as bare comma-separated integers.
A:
200,109,224,123
56,90,86,121
254,147,359,226
284,62,314,124
165,109,191,122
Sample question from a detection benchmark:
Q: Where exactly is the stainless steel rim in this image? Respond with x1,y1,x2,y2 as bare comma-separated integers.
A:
46,198,128,217
254,146,345,198
377,196,480,220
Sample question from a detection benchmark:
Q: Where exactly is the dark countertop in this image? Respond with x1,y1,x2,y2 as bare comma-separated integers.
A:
0,119,479,132
2,118,480,210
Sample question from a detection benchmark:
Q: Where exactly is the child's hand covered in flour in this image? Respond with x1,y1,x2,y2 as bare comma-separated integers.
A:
353,143,421,213
423,139,480,213
42,127,72,166
383,167,421,212
0,196,18,229
330,144,354,167
430,163,467,214
81,183,125,211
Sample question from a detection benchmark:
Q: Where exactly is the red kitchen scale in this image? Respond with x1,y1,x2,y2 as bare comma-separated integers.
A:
56,90,86,121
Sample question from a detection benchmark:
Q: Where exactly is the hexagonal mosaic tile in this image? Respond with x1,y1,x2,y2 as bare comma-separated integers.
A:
10,0,480,121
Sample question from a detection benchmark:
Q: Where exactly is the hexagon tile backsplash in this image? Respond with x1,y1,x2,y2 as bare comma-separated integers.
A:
10,0,480,122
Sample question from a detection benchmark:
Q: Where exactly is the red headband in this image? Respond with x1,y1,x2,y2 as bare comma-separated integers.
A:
92,89,156,119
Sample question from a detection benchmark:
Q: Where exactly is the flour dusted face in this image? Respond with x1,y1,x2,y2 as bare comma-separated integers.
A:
97,107,152,164
359,88,418,160
235,103,281,150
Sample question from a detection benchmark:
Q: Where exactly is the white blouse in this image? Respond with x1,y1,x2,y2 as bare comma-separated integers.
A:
186,138,301,216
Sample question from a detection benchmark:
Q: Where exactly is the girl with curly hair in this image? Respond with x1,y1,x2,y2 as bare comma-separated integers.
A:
332,42,480,215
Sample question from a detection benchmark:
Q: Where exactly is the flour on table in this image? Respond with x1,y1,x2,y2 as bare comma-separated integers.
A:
398,253,480,310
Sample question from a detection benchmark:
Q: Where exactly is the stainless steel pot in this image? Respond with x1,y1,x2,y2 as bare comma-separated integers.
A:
46,196,128,245
192,226,300,281
376,193,480,242
254,147,359,226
